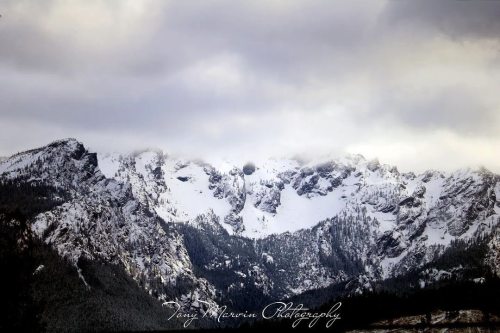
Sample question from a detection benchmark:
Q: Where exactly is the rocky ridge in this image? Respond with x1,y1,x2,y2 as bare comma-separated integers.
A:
1,139,498,312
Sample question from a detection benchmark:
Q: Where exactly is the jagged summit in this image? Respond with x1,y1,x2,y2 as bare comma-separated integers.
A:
47,137,80,145
1,139,498,312
95,146,497,240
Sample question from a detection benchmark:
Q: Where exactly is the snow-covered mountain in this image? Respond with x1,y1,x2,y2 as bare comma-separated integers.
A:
97,147,499,278
1,138,499,314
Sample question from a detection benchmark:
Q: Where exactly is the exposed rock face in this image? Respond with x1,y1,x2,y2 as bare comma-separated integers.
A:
1,139,498,312
242,162,256,175
0,139,216,312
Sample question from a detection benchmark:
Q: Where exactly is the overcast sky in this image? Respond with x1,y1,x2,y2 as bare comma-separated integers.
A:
0,0,499,172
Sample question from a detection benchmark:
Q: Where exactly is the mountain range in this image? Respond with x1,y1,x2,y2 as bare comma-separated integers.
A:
0,138,498,331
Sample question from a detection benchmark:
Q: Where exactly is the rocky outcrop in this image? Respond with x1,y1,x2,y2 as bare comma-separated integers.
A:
1,138,498,314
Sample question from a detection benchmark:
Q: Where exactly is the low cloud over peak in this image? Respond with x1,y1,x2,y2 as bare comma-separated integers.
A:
0,0,499,172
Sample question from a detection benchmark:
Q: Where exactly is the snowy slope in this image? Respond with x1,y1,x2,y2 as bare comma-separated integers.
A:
95,152,449,241
1,138,498,311
97,147,500,281
0,140,218,312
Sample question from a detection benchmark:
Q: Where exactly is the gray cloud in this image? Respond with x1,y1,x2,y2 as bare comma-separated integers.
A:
371,85,499,136
0,0,498,172
382,0,500,41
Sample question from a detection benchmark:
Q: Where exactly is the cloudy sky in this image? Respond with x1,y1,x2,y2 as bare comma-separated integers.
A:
0,0,499,172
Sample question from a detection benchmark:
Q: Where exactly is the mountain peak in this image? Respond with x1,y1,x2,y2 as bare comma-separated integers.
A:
0,137,99,188
1,138,499,324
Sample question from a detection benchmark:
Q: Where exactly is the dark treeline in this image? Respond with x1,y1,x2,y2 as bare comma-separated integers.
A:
0,178,68,219
1,179,499,332
238,278,500,332
0,180,182,332
242,236,500,332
